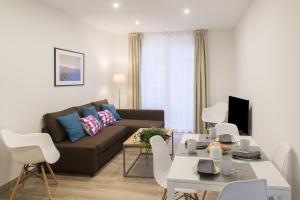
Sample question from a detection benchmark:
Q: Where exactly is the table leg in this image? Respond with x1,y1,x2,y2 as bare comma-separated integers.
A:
172,132,174,159
146,151,149,166
123,146,126,176
167,181,175,200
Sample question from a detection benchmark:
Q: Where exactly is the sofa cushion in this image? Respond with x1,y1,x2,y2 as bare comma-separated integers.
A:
92,99,109,111
115,119,164,135
44,107,77,142
116,109,164,121
57,112,86,142
56,125,127,154
74,103,93,116
82,106,102,122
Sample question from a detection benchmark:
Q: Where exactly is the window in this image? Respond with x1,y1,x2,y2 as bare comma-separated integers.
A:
141,31,195,132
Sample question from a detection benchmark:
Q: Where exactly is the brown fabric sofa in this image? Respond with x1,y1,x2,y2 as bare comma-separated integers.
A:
42,99,164,176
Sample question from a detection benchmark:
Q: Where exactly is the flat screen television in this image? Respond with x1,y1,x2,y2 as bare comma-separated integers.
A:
228,96,249,135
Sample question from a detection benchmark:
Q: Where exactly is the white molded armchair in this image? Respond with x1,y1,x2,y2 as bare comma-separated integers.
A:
150,135,202,200
272,142,291,180
1,129,60,200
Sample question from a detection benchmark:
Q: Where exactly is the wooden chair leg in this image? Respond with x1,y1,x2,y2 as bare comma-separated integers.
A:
194,193,200,200
45,162,58,184
161,189,167,200
41,164,53,200
184,194,189,200
9,165,25,200
19,164,29,189
201,190,207,200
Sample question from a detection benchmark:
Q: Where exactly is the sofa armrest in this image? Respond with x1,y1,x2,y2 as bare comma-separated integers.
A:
117,109,164,121
53,144,98,175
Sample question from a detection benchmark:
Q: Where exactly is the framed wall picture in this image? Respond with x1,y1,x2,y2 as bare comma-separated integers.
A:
54,48,85,86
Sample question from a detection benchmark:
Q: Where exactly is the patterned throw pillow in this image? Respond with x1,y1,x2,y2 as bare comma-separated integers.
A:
80,115,102,136
98,109,117,127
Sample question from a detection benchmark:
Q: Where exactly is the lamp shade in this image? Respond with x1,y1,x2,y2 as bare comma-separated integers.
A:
112,73,126,83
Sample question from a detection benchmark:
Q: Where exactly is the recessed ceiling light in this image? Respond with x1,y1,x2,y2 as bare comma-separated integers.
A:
113,2,120,8
184,8,190,15
135,20,140,25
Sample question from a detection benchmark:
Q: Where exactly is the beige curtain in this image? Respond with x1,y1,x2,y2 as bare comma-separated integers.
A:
127,33,142,109
194,30,208,134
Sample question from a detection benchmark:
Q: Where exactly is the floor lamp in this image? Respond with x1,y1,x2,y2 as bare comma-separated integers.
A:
113,73,126,108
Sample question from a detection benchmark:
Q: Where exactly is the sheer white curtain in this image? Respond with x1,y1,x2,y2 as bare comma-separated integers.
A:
141,31,195,132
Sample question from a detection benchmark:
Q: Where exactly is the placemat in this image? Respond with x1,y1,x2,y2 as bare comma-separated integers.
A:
197,161,257,183
176,143,269,161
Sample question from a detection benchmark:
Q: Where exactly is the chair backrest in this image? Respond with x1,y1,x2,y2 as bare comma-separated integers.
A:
272,142,292,181
202,102,228,124
217,179,268,200
1,129,45,164
150,135,172,188
1,129,25,148
215,123,239,136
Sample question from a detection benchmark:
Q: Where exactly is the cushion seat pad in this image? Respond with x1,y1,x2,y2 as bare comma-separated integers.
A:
57,125,127,154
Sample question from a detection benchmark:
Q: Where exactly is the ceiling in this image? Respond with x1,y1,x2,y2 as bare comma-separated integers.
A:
43,0,252,34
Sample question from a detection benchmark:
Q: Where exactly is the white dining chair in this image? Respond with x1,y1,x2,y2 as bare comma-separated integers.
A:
215,123,239,136
202,102,228,124
150,135,203,200
1,129,60,200
270,143,292,200
271,142,291,181
217,179,269,200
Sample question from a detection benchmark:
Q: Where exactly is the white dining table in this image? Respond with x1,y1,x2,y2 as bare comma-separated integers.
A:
166,134,291,200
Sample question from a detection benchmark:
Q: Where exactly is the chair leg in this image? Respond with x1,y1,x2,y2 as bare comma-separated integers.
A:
201,191,207,200
45,162,58,184
194,193,200,200
161,189,167,200
19,164,29,189
41,164,53,200
9,165,25,200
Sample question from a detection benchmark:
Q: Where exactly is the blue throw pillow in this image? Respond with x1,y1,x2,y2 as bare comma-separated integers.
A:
82,106,102,123
102,104,122,121
57,112,86,142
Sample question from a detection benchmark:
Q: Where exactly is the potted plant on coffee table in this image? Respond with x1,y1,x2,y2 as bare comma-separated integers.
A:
134,128,169,153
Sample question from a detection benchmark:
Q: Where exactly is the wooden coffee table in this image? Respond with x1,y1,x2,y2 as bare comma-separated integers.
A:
123,128,174,178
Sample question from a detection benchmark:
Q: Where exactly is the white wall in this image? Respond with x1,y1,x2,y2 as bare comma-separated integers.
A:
110,34,129,108
235,0,300,199
0,0,116,187
207,30,236,106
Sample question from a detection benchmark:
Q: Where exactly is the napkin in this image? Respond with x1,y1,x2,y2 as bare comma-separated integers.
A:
197,159,215,174
231,150,261,160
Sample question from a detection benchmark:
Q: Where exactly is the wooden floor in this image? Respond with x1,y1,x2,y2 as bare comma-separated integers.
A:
0,134,219,200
